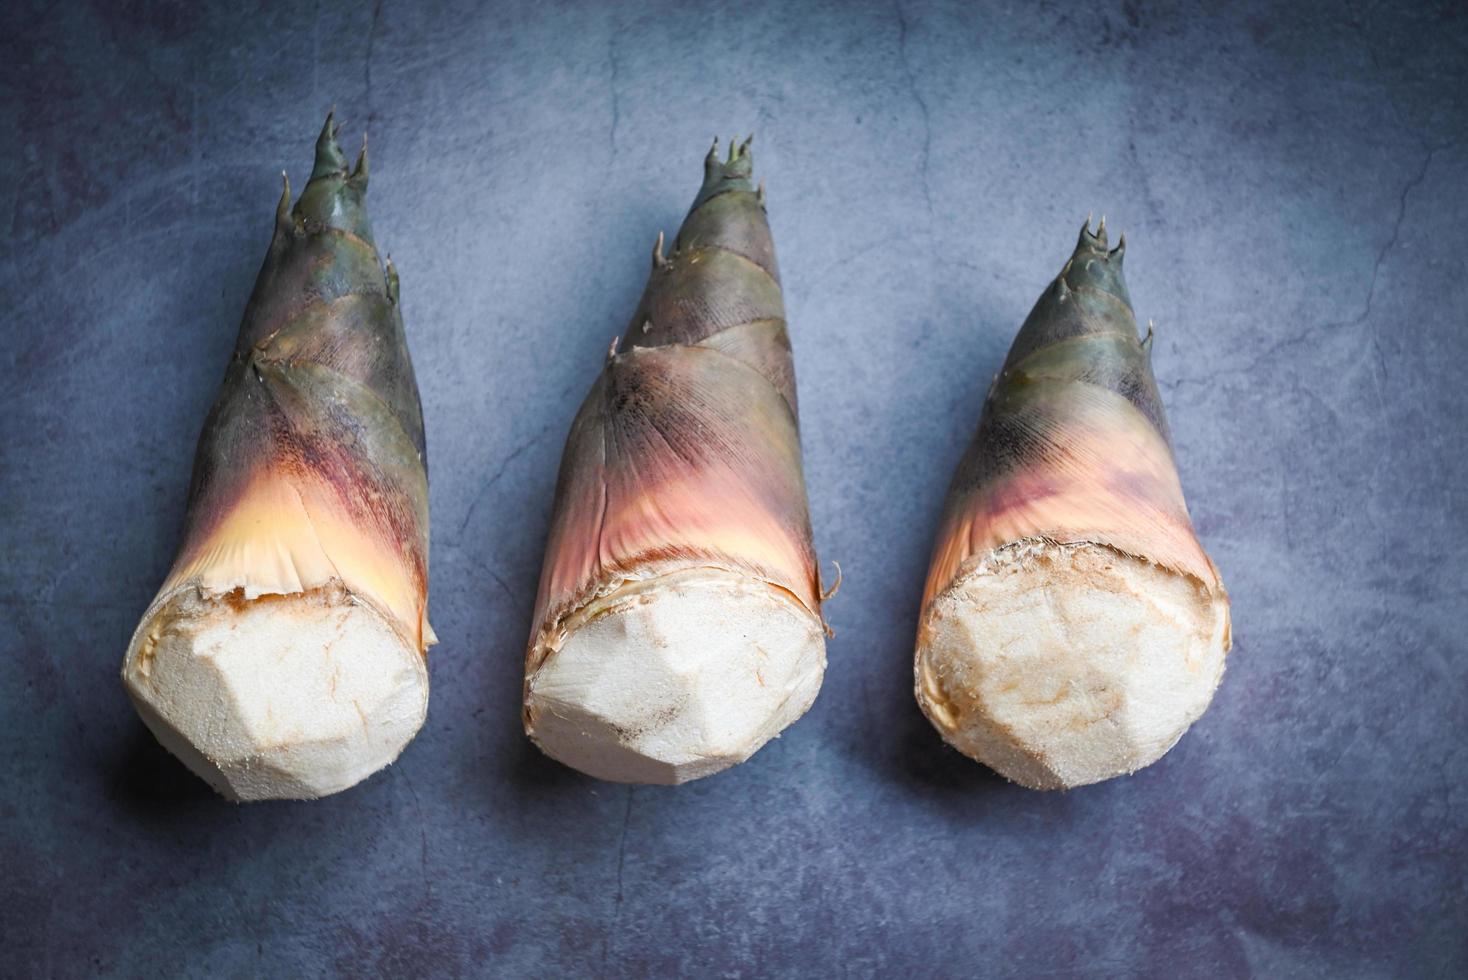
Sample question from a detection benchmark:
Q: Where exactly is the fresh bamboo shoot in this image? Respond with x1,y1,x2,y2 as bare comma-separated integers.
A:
915,219,1231,790
121,116,434,801
523,138,828,784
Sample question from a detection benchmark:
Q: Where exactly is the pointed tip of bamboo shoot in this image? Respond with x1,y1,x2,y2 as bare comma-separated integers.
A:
123,585,428,801
312,109,348,180
694,133,757,208
1078,213,1109,253
274,171,293,234
723,133,753,165
1065,215,1132,309
524,569,826,785
350,132,369,188
295,117,375,240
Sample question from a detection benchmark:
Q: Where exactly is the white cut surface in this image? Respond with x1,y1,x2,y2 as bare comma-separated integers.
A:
525,568,826,784
915,540,1229,790
122,585,428,801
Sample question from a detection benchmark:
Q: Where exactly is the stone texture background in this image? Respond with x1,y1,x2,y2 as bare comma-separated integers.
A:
2,0,1465,976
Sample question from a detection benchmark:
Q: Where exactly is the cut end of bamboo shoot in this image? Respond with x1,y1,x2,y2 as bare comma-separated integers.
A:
122,584,428,801
915,540,1228,790
524,568,825,785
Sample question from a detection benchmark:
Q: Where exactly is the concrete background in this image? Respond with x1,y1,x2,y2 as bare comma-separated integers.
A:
2,0,1465,976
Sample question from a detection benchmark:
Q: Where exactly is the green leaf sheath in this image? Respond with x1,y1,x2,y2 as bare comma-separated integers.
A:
621,138,795,412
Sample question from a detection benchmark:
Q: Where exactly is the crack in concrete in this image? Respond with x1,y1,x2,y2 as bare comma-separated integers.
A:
1167,142,1451,393
1346,0,1386,73
1360,143,1441,384
606,29,622,160
894,0,933,221
1125,137,1165,229
600,786,635,977
363,0,384,126
465,551,517,606
457,422,555,536
397,766,432,908
311,0,320,105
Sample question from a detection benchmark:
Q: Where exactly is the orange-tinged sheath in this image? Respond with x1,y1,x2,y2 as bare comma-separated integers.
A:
923,220,1226,612
142,115,431,650
526,138,821,676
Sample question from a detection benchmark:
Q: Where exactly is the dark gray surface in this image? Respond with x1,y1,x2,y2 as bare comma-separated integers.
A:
2,1,1465,976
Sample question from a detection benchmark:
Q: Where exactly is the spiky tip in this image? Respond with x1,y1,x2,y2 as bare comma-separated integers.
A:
312,110,348,181
1075,215,1126,268
350,132,369,187
294,113,374,240
1077,213,1110,253
694,134,756,209
275,170,293,233
1064,216,1134,309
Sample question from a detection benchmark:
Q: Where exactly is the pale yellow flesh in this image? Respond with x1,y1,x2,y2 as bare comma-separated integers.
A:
122,584,428,801
525,568,826,784
916,540,1228,790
